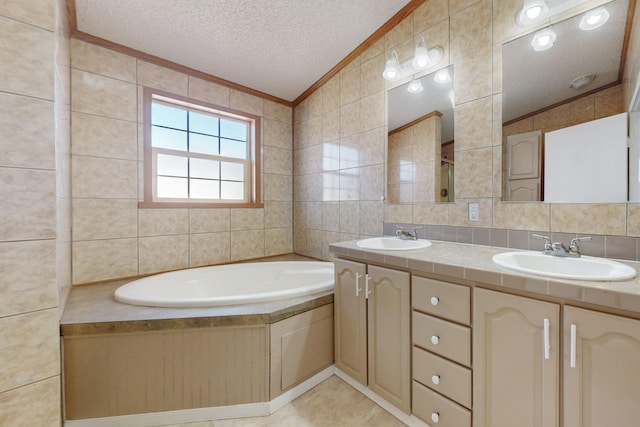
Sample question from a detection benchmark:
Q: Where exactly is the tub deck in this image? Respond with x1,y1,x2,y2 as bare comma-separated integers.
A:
61,254,333,336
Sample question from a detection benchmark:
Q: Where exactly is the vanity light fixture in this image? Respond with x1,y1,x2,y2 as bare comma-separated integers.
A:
434,69,451,84
382,38,444,81
531,27,556,51
580,7,610,31
516,0,549,26
407,78,424,93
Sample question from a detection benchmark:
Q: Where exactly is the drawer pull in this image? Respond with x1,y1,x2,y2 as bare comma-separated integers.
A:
431,335,440,345
430,296,440,306
431,374,440,385
431,412,440,423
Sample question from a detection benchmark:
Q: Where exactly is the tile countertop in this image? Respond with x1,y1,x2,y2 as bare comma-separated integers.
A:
329,239,640,315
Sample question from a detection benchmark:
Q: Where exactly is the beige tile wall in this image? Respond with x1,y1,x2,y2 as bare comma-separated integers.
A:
0,0,67,424
293,0,640,262
70,40,294,284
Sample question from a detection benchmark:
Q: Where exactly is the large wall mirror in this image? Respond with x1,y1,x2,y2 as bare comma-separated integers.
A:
387,65,455,203
502,0,631,203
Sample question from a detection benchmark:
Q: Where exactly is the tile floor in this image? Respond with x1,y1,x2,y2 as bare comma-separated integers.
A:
160,375,407,427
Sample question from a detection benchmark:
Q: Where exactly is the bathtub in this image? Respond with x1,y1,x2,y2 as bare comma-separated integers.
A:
114,261,335,308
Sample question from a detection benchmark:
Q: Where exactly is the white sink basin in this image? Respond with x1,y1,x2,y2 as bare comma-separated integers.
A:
356,237,432,251
492,251,637,281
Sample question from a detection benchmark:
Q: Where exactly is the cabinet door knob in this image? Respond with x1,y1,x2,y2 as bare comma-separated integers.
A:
431,412,440,423
431,335,440,345
431,374,440,385
430,296,439,306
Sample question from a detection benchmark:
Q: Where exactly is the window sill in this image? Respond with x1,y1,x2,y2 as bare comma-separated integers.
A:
138,201,264,209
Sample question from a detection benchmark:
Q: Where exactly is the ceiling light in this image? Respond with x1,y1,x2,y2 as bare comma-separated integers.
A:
412,37,430,69
516,0,549,26
580,7,610,31
382,52,400,80
407,78,424,93
531,28,556,51
434,69,451,84
570,73,597,89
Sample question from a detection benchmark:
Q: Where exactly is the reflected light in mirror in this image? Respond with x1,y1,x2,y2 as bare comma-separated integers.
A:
531,28,556,51
408,78,424,93
580,7,610,30
434,69,451,84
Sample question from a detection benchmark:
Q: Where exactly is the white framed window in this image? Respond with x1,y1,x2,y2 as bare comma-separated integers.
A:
141,88,262,207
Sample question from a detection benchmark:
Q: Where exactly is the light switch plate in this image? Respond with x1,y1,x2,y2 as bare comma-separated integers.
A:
468,202,479,222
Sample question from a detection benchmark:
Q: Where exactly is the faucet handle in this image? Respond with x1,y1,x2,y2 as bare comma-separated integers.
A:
532,234,553,254
395,224,404,236
569,236,592,254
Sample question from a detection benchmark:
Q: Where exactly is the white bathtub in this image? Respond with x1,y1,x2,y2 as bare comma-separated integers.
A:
114,261,335,308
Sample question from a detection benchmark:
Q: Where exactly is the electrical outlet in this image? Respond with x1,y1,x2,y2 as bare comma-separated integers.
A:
468,202,479,222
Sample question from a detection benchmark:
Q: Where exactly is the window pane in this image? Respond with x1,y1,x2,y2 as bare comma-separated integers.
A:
221,162,244,181
191,158,219,179
157,154,188,177
152,126,187,151
190,178,219,199
220,119,248,141
189,133,218,155
220,138,247,159
157,176,188,198
189,111,218,136
221,181,244,200
152,103,187,130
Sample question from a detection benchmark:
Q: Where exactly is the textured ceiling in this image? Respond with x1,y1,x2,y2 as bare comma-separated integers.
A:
74,0,411,102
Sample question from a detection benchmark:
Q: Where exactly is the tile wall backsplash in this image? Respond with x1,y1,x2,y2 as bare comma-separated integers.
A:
0,0,67,424
70,39,294,284
293,0,640,262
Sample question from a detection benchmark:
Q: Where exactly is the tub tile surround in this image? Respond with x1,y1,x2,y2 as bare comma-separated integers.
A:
70,39,294,285
0,0,69,425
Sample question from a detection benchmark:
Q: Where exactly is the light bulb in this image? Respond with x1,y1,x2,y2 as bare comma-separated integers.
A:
407,79,423,93
516,0,549,26
526,5,543,19
531,28,556,51
382,53,400,81
412,38,430,70
580,7,609,31
434,69,451,84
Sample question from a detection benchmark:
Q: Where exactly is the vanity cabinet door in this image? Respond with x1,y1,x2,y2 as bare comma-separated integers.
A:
334,259,367,386
473,288,559,427
564,306,640,427
367,265,411,413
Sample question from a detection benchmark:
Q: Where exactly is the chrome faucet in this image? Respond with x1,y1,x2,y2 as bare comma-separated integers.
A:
396,225,422,241
533,234,591,257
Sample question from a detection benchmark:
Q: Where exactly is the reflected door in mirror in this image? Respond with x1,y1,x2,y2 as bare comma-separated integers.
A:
506,131,542,201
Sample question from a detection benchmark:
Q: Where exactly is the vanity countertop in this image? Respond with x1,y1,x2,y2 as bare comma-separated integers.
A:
329,239,640,315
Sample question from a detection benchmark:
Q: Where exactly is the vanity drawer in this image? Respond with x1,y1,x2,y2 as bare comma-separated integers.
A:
412,380,471,427
412,276,470,325
413,346,471,409
412,311,471,367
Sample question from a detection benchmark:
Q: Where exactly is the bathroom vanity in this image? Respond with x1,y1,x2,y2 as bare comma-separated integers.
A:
330,239,640,427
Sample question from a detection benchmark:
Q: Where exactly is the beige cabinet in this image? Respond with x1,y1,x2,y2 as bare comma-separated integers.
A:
563,306,640,427
473,288,560,427
412,276,472,426
334,259,367,385
333,259,410,413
